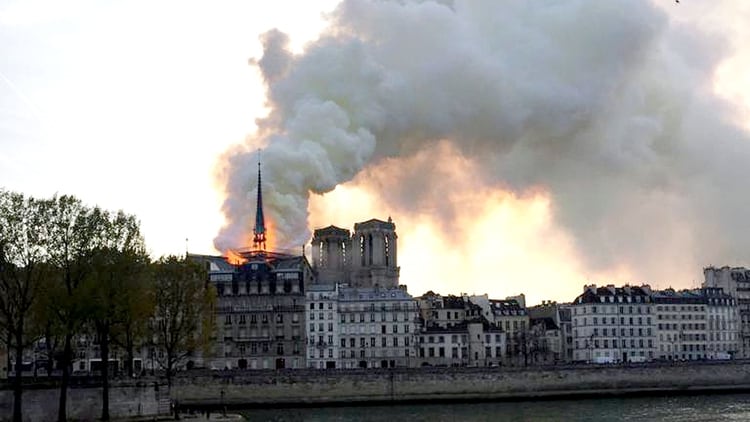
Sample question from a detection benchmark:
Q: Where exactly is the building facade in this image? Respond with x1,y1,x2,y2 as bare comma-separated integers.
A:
704,266,750,358
571,285,656,363
337,286,420,369
311,218,400,288
306,283,340,369
202,251,312,370
416,293,506,367
654,287,739,360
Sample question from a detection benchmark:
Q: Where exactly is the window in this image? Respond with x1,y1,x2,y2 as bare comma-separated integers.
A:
277,314,284,324
225,315,232,325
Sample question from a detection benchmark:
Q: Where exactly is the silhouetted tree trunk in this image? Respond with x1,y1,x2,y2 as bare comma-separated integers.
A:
13,322,23,422
57,332,72,422
99,323,111,421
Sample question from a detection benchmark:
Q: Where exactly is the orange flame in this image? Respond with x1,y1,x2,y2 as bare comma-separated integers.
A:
225,249,247,265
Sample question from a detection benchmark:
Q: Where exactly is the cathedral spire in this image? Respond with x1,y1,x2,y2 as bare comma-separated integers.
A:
253,151,267,251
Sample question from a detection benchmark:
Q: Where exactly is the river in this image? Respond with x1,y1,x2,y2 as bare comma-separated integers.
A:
240,393,750,421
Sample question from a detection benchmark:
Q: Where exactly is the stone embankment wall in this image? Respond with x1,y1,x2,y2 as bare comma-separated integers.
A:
172,362,750,407
0,379,165,421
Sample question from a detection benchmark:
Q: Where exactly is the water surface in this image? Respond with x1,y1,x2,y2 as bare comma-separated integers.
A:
241,393,750,421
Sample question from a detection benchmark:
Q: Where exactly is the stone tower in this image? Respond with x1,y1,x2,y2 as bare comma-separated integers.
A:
311,225,351,284
350,217,399,288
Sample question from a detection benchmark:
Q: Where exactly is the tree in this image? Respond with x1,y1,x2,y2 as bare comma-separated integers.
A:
111,264,154,379
88,210,148,421
44,196,107,422
0,190,50,422
151,255,215,386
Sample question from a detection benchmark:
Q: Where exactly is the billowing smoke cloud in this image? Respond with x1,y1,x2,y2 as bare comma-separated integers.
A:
216,0,750,282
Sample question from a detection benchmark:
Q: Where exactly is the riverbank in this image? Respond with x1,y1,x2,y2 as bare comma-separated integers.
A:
171,361,750,409
4,361,750,420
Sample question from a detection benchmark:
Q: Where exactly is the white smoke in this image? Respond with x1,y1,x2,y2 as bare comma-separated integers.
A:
216,0,750,281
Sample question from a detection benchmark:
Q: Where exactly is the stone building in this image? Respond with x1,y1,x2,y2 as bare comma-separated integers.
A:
571,285,656,363
306,283,340,369
571,283,740,363
201,251,312,370
311,218,399,288
703,266,750,358
337,286,420,369
416,294,506,367
653,287,739,360
488,298,529,365
528,301,571,364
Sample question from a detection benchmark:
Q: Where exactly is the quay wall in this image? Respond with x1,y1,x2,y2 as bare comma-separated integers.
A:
172,362,750,407
0,379,165,421
4,362,750,419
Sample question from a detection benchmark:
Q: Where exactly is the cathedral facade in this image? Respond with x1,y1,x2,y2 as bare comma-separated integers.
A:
311,217,400,288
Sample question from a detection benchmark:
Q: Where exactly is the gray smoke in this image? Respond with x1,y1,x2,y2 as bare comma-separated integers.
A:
216,0,750,283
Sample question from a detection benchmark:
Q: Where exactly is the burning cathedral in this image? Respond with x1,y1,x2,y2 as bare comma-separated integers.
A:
196,158,415,371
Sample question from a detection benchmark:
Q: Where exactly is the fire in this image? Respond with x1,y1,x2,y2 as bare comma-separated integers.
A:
225,249,247,265
263,218,277,251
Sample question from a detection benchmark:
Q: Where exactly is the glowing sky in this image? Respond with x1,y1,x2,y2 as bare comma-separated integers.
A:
2,1,749,306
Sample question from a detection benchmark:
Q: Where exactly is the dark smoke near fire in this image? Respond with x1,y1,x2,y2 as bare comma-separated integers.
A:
215,0,750,284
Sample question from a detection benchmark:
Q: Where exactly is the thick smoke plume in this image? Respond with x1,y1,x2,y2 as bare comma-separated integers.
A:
216,0,750,283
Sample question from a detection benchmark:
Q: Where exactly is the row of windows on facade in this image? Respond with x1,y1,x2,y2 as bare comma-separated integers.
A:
501,320,527,331
223,328,301,339
657,323,709,331
330,336,412,348
419,334,503,344
335,302,418,312
657,332,738,343
588,295,651,304
311,323,412,334
576,338,653,349
217,281,301,296
575,327,653,338
419,346,503,359
575,305,651,315
433,311,463,319
227,342,301,357
658,343,735,352
331,312,415,323
223,313,299,325
574,316,652,326
326,349,412,359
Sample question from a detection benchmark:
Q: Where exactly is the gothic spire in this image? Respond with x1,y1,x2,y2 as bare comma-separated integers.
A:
253,152,267,250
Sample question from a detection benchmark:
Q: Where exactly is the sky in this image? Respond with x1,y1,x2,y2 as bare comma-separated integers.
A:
2,1,750,306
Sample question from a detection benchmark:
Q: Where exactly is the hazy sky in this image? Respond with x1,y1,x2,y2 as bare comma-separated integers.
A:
2,1,749,306
0,0,338,255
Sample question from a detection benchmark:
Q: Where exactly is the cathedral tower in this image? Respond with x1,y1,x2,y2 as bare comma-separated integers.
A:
350,217,399,288
311,225,351,284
